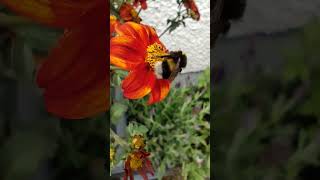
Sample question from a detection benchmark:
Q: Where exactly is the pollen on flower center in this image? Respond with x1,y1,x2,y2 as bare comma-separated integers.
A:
145,43,168,69
129,153,143,170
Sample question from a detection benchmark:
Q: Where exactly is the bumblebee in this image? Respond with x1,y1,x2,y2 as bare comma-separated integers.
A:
154,51,187,81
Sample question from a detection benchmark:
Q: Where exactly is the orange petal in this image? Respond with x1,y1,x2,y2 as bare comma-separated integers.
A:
43,79,108,119
144,25,166,49
36,2,109,119
0,0,102,28
122,64,156,99
111,36,145,55
110,15,119,36
110,36,146,70
148,79,170,105
143,24,166,49
115,22,150,47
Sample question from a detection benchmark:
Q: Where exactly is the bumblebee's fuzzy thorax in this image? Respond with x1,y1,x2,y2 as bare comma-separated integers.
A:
154,60,174,79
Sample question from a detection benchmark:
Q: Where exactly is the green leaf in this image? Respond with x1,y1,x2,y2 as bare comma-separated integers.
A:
111,102,128,124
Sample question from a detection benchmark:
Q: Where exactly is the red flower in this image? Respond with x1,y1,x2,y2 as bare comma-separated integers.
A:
183,0,200,21
110,22,171,104
124,150,154,180
120,3,142,24
0,0,109,119
133,0,148,10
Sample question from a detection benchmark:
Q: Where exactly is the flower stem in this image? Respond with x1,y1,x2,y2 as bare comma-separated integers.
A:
159,26,171,38
137,7,142,16
159,3,187,38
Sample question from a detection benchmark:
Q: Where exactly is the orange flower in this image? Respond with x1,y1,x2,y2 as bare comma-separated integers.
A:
110,22,171,104
110,15,120,36
124,150,154,180
183,0,200,21
119,3,142,24
133,0,148,10
0,0,109,119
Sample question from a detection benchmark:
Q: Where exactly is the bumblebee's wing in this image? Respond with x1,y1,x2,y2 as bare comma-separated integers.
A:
168,60,180,81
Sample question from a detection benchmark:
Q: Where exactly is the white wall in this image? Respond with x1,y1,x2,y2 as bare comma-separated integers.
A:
139,0,210,73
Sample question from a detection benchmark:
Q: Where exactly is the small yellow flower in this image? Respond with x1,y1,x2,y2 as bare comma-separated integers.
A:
129,153,143,170
124,150,154,179
131,135,145,149
110,147,115,162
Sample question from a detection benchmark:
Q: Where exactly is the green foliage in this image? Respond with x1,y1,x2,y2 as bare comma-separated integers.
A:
127,122,149,137
126,69,210,179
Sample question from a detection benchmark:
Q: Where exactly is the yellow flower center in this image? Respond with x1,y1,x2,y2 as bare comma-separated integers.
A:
145,43,168,69
129,154,143,170
131,135,145,149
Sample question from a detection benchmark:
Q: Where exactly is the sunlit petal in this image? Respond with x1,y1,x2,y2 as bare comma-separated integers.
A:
115,22,150,47
110,36,146,70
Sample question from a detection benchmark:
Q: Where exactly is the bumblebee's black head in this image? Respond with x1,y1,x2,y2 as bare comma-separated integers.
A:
170,51,187,68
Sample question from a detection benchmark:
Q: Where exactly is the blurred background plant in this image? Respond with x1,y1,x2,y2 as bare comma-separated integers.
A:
0,4,108,180
213,19,320,180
